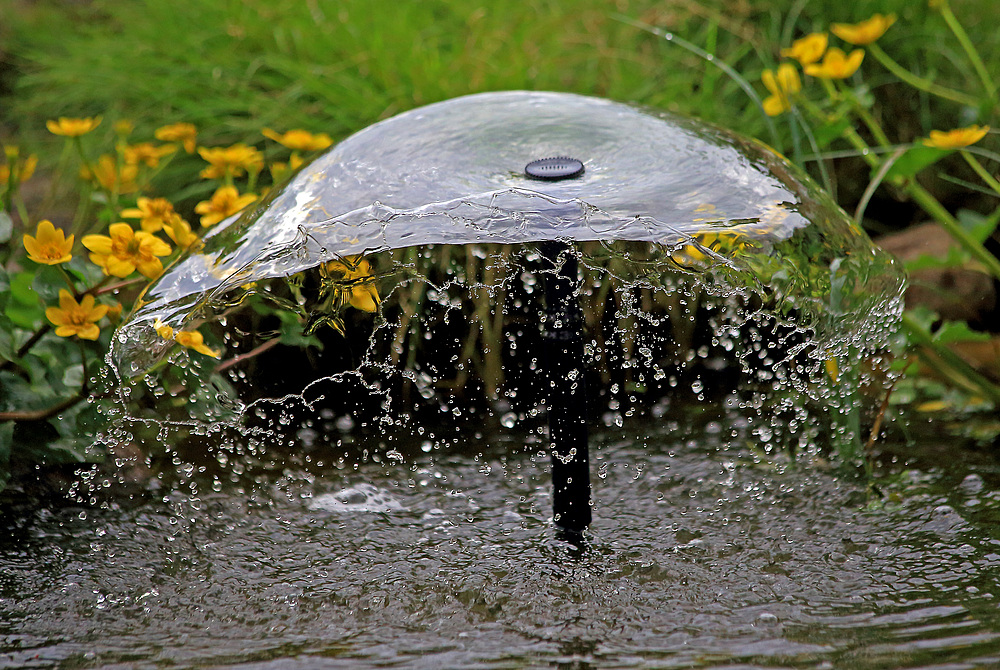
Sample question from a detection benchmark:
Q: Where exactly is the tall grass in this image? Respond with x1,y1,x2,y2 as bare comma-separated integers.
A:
1,0,776,147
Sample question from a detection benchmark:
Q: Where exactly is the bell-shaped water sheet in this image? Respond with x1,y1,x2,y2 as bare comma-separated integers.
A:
114,91,903,457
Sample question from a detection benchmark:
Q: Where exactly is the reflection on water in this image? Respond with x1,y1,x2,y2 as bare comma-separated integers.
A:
2,407,999,669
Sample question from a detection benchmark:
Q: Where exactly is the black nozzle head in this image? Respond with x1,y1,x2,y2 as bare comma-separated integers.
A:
525,156,584,181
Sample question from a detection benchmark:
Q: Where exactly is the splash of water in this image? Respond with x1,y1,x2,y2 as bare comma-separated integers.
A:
108,91,904,461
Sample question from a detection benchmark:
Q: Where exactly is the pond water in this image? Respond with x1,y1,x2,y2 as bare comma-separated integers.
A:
2,405,1000,669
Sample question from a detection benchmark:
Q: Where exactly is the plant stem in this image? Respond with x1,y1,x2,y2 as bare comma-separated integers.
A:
13,191,32,230
961,150,1000,197
841,126,881,169
0,389,86,421
57,266,78,292
867,43,980,108
936,2,997,103
840,83,891,147
843,85,891,148
214,336,280,373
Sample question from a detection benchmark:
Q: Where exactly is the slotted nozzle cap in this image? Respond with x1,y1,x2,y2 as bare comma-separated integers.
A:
525,156,584,181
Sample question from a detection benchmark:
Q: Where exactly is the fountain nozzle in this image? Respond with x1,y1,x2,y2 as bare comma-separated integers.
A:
525,157,584,181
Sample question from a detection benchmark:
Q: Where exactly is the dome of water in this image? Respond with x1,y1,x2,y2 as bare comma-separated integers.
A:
117,91,903,380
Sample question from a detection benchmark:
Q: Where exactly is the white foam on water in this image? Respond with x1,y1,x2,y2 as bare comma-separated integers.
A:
309,482,407,513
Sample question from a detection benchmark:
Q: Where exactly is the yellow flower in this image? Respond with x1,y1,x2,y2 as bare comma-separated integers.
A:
761,63,801,116
162,214,200,248
80,154,139,194
155,123,198,154
262,128,333,152
46,116,102,137
82,222,172,279
123,142,176,168
121,197,179,233
674,230,752,264
175,330,220,357
23,219,74,265
153,318,175,340
0,151,37,186
45,290,109,340
781,33,828,66
155,318,219,356
804,47,864,79
198,144,264,180
831,14,896,46
195,186,258,228
323,256,380,312
825,358,839,383
922,125,990,149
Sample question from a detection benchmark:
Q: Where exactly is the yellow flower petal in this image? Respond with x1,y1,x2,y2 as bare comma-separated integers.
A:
831,14,895,46
922,125,990,149
45,290,108,339
23,220,74,265
804,48,865,79
58,289,75,312
760,64,800,116
762,95,788,117
780,33,828,66
175,330,220,357
196,186,258,228
82,234,114,255
46,307,71,327
46,116,102,137
154,319,175,340
350,286,379,312
262,128,333,151
155,123,197,154
76,323,101,340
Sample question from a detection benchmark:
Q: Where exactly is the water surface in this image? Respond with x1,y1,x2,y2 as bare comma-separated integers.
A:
2,407,999,669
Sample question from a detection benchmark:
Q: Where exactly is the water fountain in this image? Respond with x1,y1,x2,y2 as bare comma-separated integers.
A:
113,90,902,530
13,93,1000,669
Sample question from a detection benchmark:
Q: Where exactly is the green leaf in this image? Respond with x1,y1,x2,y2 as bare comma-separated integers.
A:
957,208,1000,244
904,245,967,271
62,363,85,388
0,267,9,312
276,309,323,350
5,271,43,329
9,270,38,305
811,116,852,150
32,265,68,304
934,321,991,345
884,145,951,181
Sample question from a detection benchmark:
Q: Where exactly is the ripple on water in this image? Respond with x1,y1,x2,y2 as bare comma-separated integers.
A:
2,418,1000,669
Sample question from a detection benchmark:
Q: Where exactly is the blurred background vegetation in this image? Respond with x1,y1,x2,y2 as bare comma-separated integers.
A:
1,0,997,218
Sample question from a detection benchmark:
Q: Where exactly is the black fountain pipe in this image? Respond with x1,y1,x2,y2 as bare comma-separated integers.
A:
539,240,592,533
524,157,592,534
